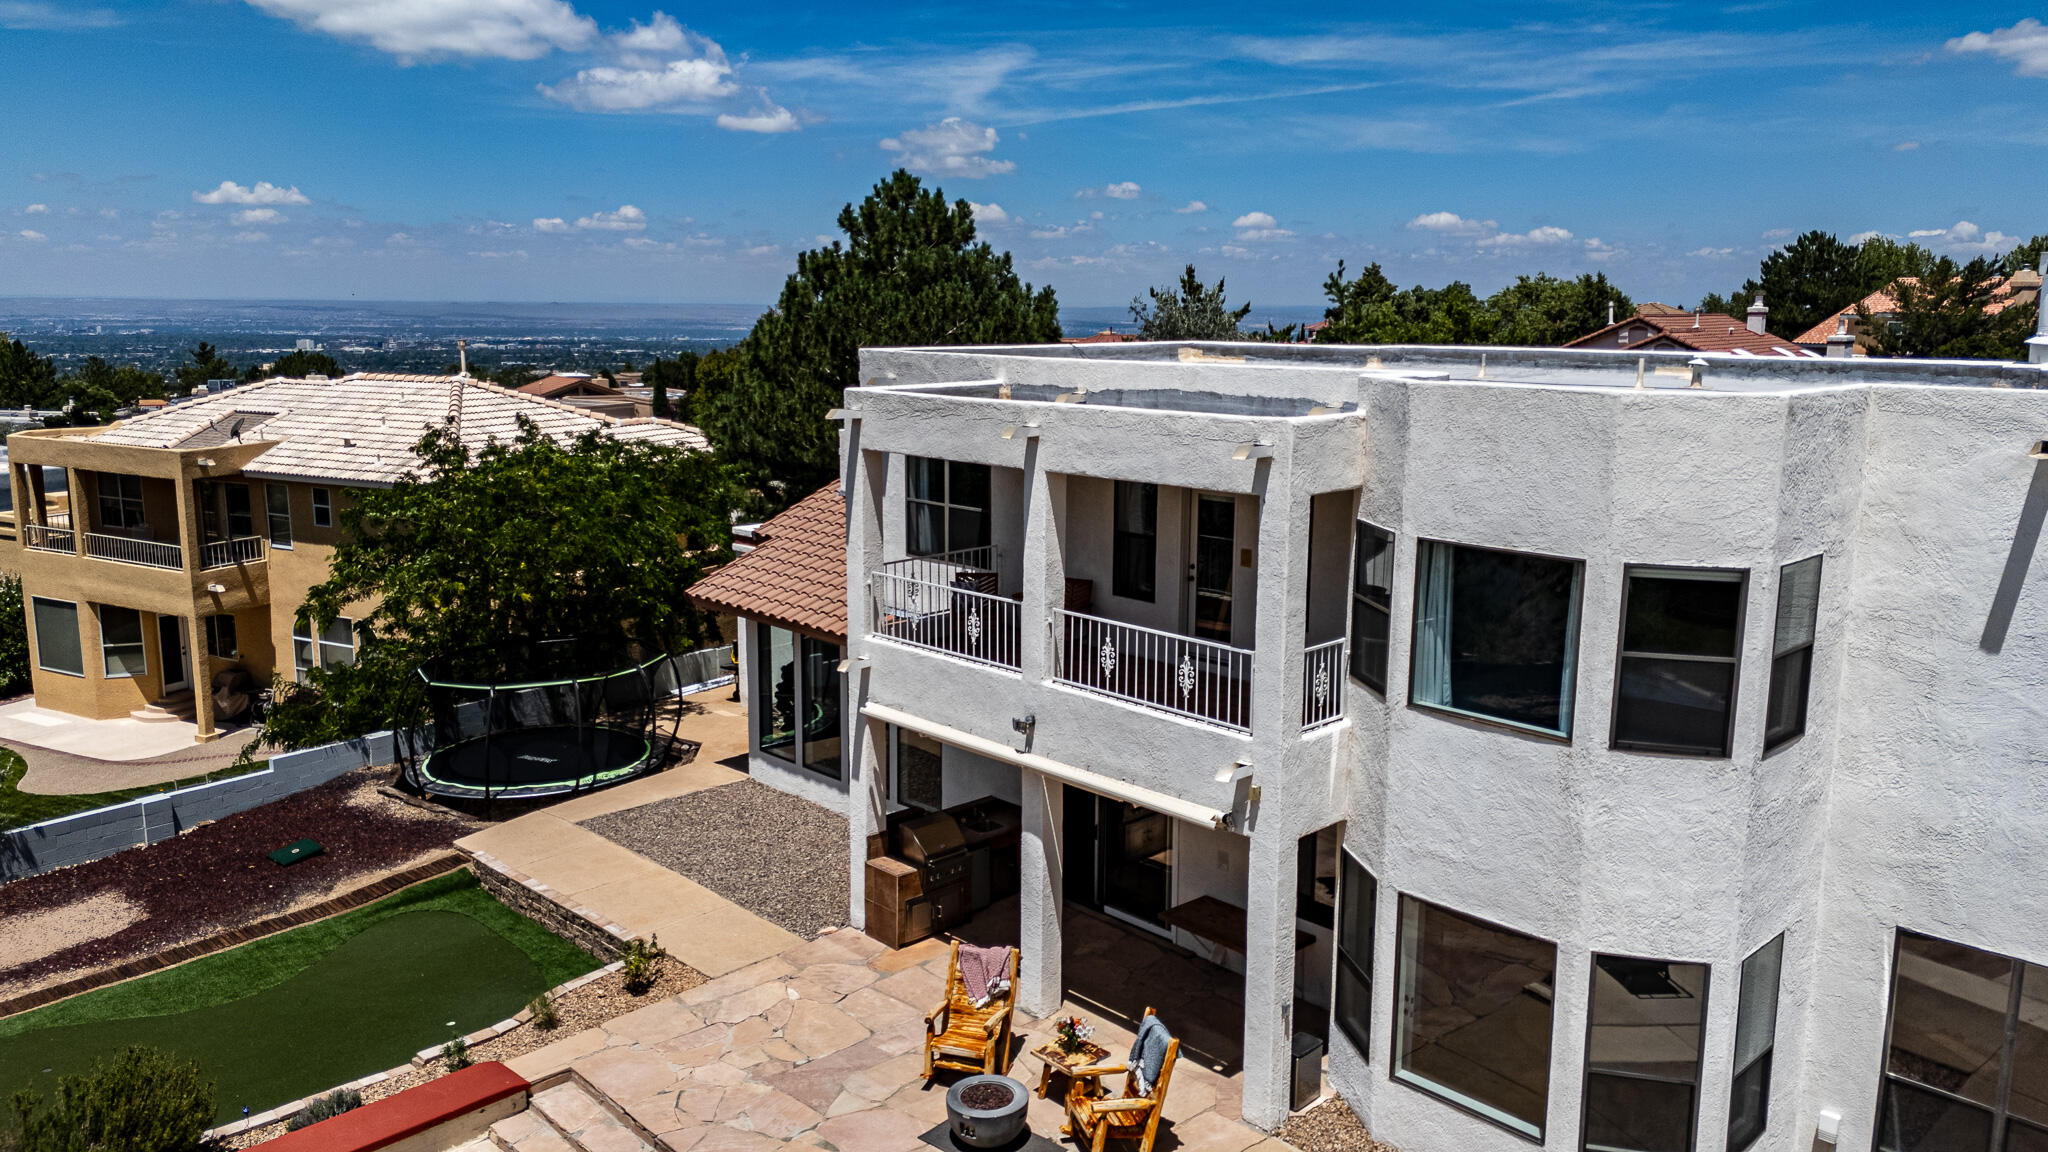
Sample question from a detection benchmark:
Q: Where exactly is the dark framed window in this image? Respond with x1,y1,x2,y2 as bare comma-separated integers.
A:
891,726,943,811
1581,954,1709,1152
1411,540,1584,737
265,483,293,548
97,605,145,678
1393,894,1557,1138
204,614,239,659
1112,481,1157,601
757,623,797,764
800,635,843,780
32,597,82,677
1611,567,1746,757
1765,556,1821,752
1351,523,1394,693
1728,934,1784,1152
292,615,354,681
1877,930,2048,1152
199,481,221,539
96,473,144,532
906,457,991,558
312,487,333,528
1333,847,1376,1061
754,622,842,778
1297,827,1338,928
225,484,254,538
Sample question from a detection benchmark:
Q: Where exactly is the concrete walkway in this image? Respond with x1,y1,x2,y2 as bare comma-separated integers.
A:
6,712,265,795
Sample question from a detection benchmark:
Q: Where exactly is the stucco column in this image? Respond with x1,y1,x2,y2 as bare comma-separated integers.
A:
187,612,216,741
844,442,888,928
1016,449,1062,700
1240,828,1299,1130
65,467,84,552
1248,441,1309,748
1017,766,1064,1016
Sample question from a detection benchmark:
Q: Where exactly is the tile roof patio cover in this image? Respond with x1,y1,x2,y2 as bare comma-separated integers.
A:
687,481,847,641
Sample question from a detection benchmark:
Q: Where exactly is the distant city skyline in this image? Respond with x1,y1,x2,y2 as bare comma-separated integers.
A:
2,1,2045,307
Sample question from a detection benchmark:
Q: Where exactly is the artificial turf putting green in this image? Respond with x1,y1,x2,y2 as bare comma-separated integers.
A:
0,871,600,1122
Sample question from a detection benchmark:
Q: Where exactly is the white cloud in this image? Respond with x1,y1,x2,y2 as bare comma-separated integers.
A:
17,230,45,241
1583,237,1621,261
234,208,285,225
1232,211,1293,241
1175,200,1208,214
1848,230,1887,244
386,232,413,245
24,203,47,214
1894,140,1920,151
473,249,530,260
717,98,798,134
533,217,570,233
1409,210,1570,248
968,202,1009,226
1233,211,1278,229
232,230,269,244
0,2,119,29
1906,220,2017,254
1947,19,2048,77
1688,246,1736,257
1477,225,1573,248
193,180,309,206
540,49,735,111
1103,181,1140,200
1030,223,1090,240
243,0,595,61
624,236,677,251
1407,210,1497,237
575,205,647,231
743,244,778,257
880,118,1015,178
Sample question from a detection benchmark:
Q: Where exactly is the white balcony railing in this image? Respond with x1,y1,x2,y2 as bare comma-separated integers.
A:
879,545,998,591
871,570,1021,670
1052,608,1253,732
23,522,74,553
201,535,266,569
83,531,182,570
1302,637,1347,730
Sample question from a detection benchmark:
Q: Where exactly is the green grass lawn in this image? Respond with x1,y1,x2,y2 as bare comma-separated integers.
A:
0,871,600,1122
0,747,265,830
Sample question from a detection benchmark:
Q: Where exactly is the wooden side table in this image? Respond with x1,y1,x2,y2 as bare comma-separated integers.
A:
1032,1040,1111,1099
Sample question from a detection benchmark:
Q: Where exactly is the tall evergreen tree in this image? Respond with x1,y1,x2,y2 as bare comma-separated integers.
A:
1860,256,2037,360
1129,265,1253,340
173,341,238,397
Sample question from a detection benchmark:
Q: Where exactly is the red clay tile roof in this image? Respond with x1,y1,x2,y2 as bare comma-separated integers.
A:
1792,273,2042,345
1062,330,1141,344
1565,311,1818,358
687,481,846,641
518,374,620,398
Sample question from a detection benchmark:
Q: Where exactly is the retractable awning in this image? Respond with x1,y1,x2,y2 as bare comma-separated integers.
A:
860,702,1235,830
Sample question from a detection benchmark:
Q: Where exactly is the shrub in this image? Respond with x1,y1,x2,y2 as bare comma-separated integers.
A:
528,994,559,1032
284,1089,362,1133
440,1038,471,1071
620,935,664,994
0,573,26,698
4,1045,218,1152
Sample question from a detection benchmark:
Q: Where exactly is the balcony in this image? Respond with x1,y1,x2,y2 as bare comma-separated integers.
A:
1301,638,1346,730
871,551,1021,671
201,535,266,569
1052,609,1254,733
83,531,182,570
23,516,73,554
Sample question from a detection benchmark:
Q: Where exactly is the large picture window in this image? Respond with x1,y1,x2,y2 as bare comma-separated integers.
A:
1351,523,1394,692
1393,895,1557,1138
97,606,146,678
1611,567,1746,757
906,457,991,558
293,616,355,681
1581,955,1709,1152
1333,848,1376,1061
32,598,82,677
1727,934,1784,1152
1411,540,1584,737
1112,481,1157,601
754,623,842,779
96,473,144,532
891,726,943,811
1878,931,2048,1152
1765,556,1821,752
757,624,798,764
800,635,843,780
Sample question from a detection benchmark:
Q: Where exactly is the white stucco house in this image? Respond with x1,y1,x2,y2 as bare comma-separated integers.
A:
697,336,2048,1152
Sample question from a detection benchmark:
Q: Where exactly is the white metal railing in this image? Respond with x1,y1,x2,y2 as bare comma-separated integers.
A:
1053,608,1253,732
24,522,75,553
201,535,266,569
871,571,1021,670
1301,638,1347,729
880,545,998,592
83,531,182,570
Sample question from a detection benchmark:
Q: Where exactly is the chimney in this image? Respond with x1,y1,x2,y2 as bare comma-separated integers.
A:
458,338,469,376
1692,309,1701,330
2030,254,2048,365
1607,300,1616,326
1747,292,1768,335
1826,313,1856,359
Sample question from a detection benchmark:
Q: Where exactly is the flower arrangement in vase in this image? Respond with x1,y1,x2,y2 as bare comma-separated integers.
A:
1054,1014,1095,1057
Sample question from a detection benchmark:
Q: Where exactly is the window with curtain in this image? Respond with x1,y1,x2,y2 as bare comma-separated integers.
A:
1410,540,1584,737
1612,567,1746,757
1581,955,1709,1152
97,473,145,532
756,623,798,764
1878,931,2048,1152
800,635,842,779
1765,556,1821,752
32,598,82,676
1394,895,1557,1138
1727,934,1784,1152
905,457,992,558
98,606,146,678
1112,481,1158,601
1351,523,1394,692
1334,848,1376,1061
265,483,293,548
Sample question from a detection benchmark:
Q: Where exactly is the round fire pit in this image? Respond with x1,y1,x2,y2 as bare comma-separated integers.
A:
945,1073,1029,1148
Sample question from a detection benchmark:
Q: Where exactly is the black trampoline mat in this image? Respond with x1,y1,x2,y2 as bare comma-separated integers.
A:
423,724,650,789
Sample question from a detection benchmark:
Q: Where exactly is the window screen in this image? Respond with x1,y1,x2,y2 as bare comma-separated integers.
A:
1582,955,1709,1152
1728,934,1784,1152
98,606,146,678
1112,481,1157,601
1765,556,1821,751
1411,540,1584,736
1612,567,1746,757
32,598,82,676
1351,523,1393,693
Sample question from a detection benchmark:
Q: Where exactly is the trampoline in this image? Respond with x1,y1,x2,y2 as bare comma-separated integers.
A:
403,651,684,804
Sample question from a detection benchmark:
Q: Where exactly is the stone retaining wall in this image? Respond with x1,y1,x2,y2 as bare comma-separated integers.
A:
466,849,632,962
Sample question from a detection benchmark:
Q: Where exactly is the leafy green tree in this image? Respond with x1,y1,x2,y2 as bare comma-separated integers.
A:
1315,262,1495,345
4,1046,217,1152
1860,255,2037,360
52,357,164,424
1488,273,1632,346
0,573,25,698
1856,236,1936,291
263,418,734,748
642,353,697,420
1129,265,1253,340
1748,230,1872,338
0,336,57,411
700,170,1061,512
174,342,239,398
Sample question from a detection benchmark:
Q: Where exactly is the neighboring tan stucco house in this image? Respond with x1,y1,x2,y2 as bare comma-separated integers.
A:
0,372,705,742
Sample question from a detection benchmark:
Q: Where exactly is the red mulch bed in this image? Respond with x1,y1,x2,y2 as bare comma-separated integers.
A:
0,769,477,996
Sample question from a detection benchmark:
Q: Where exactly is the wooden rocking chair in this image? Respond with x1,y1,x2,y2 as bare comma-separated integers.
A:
923,941,1019,1077
1062,1007,1179,1152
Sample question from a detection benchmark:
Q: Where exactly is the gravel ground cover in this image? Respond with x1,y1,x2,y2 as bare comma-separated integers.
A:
1274,1094,1397,1152
581,777,849,937
0,768,478,1000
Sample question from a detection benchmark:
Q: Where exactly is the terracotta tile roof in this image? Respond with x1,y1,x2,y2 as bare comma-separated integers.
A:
1062,330,1141,344
518,373,620,398
1565,311,1819,358
86,373,708,485
687,482,846,641
1792,272,2043,345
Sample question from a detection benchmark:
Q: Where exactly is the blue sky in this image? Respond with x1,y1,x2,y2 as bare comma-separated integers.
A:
2,0,2046,307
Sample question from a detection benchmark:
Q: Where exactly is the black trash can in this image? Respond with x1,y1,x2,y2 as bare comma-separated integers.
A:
1291,1031,1325,1111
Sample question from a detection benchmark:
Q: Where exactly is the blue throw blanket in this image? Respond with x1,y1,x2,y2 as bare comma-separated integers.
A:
1129,1014,1172,1095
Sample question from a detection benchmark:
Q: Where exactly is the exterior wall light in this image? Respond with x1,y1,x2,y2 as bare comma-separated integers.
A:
204,583,226,594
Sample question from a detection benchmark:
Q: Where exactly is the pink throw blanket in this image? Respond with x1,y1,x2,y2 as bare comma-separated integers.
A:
958,944,1013,1008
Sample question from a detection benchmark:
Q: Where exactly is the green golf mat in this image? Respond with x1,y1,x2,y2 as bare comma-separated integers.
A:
0,904,584,1122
